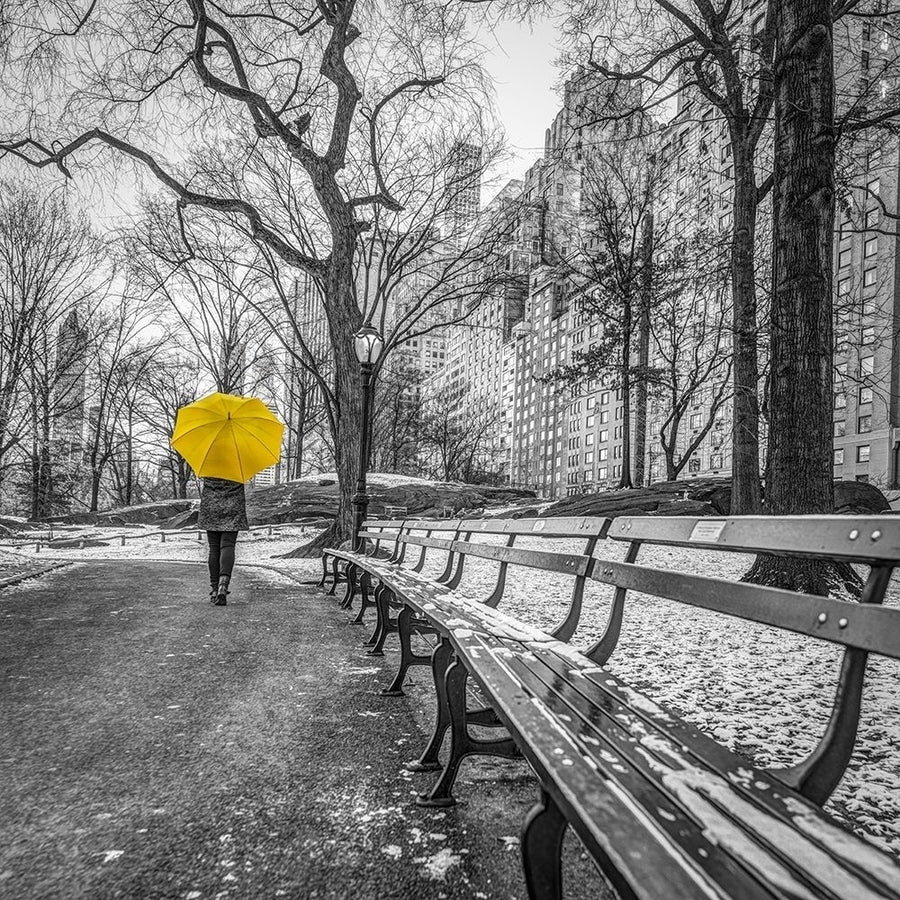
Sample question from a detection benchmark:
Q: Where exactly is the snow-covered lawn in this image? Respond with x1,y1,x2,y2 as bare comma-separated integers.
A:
2,524,322,583
8,525,900,858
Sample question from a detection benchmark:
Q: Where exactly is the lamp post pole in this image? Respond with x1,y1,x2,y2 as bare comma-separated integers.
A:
352,361,375,551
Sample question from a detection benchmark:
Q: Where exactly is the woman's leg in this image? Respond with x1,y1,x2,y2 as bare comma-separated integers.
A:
207,531,222,587
219,531,238,581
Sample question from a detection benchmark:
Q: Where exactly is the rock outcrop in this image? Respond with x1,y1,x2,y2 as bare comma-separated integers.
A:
534,477,890,521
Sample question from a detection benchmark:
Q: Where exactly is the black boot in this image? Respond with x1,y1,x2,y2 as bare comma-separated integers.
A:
209,582,218,605
213,575,230,606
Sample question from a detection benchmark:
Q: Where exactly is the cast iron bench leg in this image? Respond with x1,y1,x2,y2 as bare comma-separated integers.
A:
521,788,566,900
318,554,330,588
367,586,396,657
340,563,358,609
417,656,519,808
352,572,373,624
407,637,454,773
382,606,433,697
326,556,341,595
363,582,387,646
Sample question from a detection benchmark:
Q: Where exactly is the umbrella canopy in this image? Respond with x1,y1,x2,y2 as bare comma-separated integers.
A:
171,392,284,483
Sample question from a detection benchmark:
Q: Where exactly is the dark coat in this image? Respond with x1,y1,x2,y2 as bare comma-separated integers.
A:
198,478,248,532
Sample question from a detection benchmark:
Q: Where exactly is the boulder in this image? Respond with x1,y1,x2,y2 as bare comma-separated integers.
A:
161,509,200,530
834,480,890,515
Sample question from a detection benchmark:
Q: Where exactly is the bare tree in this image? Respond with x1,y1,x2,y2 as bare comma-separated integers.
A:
0,0,496,543
140,350,204,499
81,291,159,511
646,237,733,480
560,1,777,512
420,383,504,483
126,205,275,395
546,125,658,489
0,184,107,509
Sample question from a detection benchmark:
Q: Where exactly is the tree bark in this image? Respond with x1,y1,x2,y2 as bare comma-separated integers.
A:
744,0,857,596
618,294,633,490
730,143,763,514
634,212,653,487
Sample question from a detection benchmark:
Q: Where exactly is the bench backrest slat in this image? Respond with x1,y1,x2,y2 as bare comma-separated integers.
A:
464,516,610,539
449,540,591,576
610,516,900,562
588,557,900,658
400,534,456,552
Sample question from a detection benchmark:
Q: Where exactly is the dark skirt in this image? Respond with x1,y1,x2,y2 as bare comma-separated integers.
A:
198,478,249,532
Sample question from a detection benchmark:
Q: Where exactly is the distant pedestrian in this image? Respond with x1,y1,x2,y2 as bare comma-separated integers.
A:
198,477,249,606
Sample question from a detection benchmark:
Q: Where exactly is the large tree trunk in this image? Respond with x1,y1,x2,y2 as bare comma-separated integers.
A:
729,144,763,514
744,0,856,596
634,212,653,487
286,235,363,557
618,297,633,490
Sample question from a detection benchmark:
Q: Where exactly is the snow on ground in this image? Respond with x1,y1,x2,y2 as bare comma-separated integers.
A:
7,523,900,858
1,524,323,583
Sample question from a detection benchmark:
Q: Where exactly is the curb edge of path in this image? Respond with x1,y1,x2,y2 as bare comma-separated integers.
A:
0,561,71,590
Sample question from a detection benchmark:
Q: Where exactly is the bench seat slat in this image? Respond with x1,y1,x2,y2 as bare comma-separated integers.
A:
451,629,780,900
589,557,900,657
514,640,900,899
611,516,900,563
456,631,900,900
375,568,556,644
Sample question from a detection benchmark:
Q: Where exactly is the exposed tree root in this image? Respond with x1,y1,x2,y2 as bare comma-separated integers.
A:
741,553,863,599
277,523,343,559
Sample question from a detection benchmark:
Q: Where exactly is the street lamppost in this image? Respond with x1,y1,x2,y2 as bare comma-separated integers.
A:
352,325,384,550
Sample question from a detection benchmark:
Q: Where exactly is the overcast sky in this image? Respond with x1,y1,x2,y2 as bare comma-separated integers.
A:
478,14,564,201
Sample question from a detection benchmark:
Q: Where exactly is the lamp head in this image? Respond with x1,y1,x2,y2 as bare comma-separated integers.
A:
354,325,384,366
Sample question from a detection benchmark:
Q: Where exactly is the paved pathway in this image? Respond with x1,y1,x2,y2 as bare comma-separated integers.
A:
1,561,604,900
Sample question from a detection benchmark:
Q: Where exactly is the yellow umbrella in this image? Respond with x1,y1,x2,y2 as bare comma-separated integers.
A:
171,392,284,483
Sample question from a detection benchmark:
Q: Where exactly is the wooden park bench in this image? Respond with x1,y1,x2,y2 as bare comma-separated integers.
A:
323,515,900,899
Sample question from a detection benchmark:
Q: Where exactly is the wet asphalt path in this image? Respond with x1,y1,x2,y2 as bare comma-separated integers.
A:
0,560,608,900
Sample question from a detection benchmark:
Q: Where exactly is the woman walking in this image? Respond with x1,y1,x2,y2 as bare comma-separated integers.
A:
198,476,249,606
170,392,283,607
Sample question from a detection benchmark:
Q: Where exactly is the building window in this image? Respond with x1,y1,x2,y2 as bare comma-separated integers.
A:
864,237,878,258
598,448,608,462
688,457,701,473
861,326,875,345
859,387,873,404
690,413,703,429
857,444,871,463
586,433,595,446
600,391,610,405
586,415,595,428
599,411,609,423
834,392,847,409
834,448,845,465
860,356,874,376
598,429,608,442
710,454,723,469
863,267,877,287
838,247,852,268
598,467,608,480
858,415,872,433
834,420,846,437
837,277,851,297
867,178,879,196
